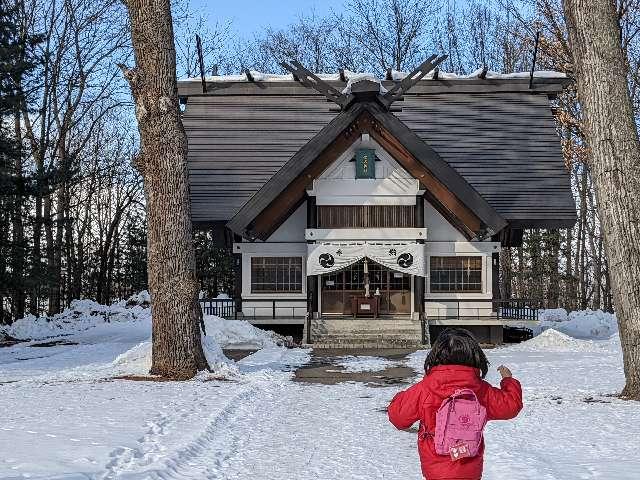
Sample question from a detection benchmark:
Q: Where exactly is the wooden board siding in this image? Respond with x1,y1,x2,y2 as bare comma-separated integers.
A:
182,95,337,221
180,86,576,227
318,205,416,228
233,107,490,240
395,93,576,223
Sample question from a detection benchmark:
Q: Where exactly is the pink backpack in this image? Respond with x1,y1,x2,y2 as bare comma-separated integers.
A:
434,389,487,460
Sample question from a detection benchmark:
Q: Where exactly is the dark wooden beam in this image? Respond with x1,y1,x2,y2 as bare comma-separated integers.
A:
177,77,572,98
339,68,347,82
248,110,482,240
380,54,448,107
249,129,356,238
281,60,350,107
478,65,488,79
244,69,254,82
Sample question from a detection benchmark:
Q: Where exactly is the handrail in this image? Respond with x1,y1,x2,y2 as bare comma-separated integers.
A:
199,297,309,320
424,298,540,322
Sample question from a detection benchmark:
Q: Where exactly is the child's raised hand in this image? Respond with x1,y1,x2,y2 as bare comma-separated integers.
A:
497,365,512,378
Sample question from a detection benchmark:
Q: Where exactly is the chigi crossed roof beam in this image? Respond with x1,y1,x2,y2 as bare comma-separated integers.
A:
280,54,448,110
379,54,448,108
280,60,352,108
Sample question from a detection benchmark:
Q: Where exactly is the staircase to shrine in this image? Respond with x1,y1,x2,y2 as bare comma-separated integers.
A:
304,316,427,348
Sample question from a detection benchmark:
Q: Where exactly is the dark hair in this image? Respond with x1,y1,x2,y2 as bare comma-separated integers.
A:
424,328,489,378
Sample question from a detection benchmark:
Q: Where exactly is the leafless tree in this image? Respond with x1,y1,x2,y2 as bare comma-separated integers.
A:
564,0,640,399
121,0,209,379
344,0,441,74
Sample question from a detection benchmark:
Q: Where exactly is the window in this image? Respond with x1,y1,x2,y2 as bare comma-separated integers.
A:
251,257,303,293
430,256,482,293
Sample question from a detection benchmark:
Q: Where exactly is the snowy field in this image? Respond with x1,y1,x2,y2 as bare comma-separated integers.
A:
1,300,639,479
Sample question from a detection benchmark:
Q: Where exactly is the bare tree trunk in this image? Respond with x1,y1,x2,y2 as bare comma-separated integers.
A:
576,168,588,309
11,111,26,320
500,247,513,300
564,0,640,399
547,229,560,309
516,245,524,298
121,0,208,379
564,227,575,310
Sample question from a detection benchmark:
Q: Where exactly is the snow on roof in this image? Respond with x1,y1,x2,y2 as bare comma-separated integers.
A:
179,68,567,83
391,67,567,81
341,72,388,94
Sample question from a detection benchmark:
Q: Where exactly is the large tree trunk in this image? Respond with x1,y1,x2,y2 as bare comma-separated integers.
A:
121,0,208,379
564,0,640,399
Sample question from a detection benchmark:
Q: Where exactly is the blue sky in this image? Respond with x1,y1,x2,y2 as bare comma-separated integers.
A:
192,0,346,37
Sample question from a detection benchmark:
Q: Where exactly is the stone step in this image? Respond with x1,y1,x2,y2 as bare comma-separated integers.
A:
311,323,422,329
311,333,422,339
307,317,427,348
311,341,425,349
311,327,421,333
311,333,421,339
313,320,420,326
310,335,422,342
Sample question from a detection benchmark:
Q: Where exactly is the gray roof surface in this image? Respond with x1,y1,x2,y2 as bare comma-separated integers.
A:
179,78,576,228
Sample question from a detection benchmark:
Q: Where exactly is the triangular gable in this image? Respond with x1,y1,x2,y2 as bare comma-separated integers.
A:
227,101,506,240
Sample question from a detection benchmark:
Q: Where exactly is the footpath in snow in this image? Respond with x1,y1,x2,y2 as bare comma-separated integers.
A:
1,299,638,479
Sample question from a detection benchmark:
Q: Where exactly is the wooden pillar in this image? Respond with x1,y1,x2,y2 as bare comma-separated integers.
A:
233,233,242,315
306,195,319,315
306,194,317,229
414,195,425,315
492,252,500,301
414,194,424,228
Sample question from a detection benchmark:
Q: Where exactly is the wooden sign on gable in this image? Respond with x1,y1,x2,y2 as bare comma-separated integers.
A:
355,148,376,179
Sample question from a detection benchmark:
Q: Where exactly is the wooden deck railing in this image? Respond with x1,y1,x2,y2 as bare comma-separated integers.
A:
199,297,312,320
425,298,540,322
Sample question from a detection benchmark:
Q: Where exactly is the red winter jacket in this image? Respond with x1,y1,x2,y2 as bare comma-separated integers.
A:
388,365,523,480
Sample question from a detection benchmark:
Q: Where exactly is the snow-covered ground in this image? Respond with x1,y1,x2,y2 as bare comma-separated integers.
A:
1,302,638,479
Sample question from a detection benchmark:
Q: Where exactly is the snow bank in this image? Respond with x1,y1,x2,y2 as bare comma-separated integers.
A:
126,290,151,307
1,299,150,341
1,295,287,348
509,328,607,353
537,309,618,340
203,316,288,348
111,334,240,379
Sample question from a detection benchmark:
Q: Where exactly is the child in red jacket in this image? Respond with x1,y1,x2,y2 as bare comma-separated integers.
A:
388,328,523,480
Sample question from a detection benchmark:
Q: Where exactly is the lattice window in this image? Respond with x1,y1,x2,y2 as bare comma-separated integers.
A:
430,256,482,293
251,257,303,293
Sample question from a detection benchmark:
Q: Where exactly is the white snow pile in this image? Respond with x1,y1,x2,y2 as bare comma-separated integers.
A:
537,308,618,340
1,299,150,341
508,328,607,353
126,290,151,307
203,315,289,348
331,355,400,373
111,334,239,379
